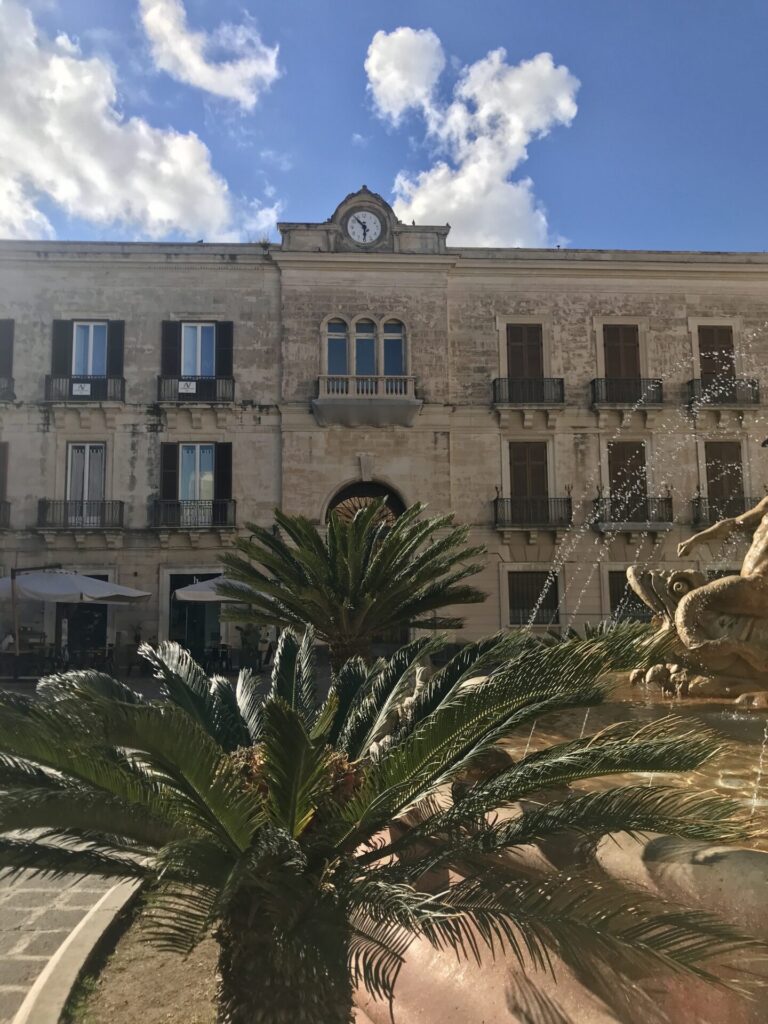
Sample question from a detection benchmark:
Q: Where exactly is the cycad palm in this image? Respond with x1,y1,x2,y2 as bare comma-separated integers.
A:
0,627,764,1024
217,501,486,667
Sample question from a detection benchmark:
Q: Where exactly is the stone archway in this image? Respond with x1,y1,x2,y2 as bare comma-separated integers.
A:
326,481,406,525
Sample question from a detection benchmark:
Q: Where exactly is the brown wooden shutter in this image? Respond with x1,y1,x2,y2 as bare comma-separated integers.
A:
106,321,124,377
0,442,7,502
608,442,647,518
509,442,548,497
604,324,640,379
705,441,743,517
160,442,179,500
214,442,232,499
215,322,233,377
506,324,543,378
51,320,73,375
698,326,735,379
0,321,13,378
160,321,181,376
508,571,558,626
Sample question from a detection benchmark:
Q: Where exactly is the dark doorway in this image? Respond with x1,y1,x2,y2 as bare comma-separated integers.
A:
169,573,221,663
55,574,108,661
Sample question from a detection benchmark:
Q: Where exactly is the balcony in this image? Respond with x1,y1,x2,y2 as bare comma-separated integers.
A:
494,496,572,530
0,378,14,401
691,495,761,526
687,377,760,407
492,378,565,405
591,378,663,406
37,500,125,529
158,376,235,403
45,376,125,402
312,375,422,427
0,502,9,529
592,495,674,532
151,499,236,529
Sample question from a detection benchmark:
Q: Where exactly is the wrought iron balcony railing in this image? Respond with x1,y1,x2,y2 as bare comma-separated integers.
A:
151,499,236,529
37,500,125,529
45,376,125,402
492,377,565,405
317,375,416,398
157,376,235,402
0,378,14,401
591,378,664,405
0,502,9,528
593,495,673,526
494,496,572,529
687,377,760,406
691,495,761,526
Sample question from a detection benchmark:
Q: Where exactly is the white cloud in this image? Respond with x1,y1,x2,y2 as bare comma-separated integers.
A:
365,27,444,126
0,0,275,241
365,28,579,246
139,0,279,110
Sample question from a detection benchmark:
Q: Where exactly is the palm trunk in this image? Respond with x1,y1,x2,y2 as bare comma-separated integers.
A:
215,907,354,1024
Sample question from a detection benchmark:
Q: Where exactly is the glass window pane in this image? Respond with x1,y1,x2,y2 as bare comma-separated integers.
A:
199,445,215,500
91,324,107,376
180,445,197,500
356,337,376,375
327,337,348,375
384,337,404,376
87,445,105,500
182,325,198,376
383,321,403,334
68,445,85,500
356,320,375,334
73,325,89,376
200,326,215,377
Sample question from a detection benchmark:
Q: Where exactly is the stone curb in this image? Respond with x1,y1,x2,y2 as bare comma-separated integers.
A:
11,880,140,1024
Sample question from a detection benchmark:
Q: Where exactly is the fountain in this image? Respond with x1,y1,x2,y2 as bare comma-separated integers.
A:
627,491,768,702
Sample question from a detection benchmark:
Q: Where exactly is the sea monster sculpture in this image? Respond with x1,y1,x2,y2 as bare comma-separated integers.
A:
627,492,768,699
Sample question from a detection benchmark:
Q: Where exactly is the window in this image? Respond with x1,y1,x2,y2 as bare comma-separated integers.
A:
73,322,107,377
0,320,13,399
704,441,744,518
67,442,105,526
698,326,735,381
607,441,647,519
608,571,651,622
180,444,215,501
506,324,543,378
383,320,405,376
355,320,376,376
603,324,640,379
158,442,233,528
327,320,348,376
508,570,559,626
181,324,216,378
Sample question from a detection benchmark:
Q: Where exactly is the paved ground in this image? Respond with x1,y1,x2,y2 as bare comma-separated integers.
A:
0,870,111,1023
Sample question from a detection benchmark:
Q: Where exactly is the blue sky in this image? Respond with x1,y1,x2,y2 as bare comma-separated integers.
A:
2,0,767,249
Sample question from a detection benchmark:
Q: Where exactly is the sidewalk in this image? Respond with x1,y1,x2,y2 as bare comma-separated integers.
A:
0,870,111,1023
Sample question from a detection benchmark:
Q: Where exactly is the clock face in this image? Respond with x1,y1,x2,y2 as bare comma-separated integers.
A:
347,210,382,245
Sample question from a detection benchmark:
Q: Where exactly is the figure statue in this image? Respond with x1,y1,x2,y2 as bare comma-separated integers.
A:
627,494,768,698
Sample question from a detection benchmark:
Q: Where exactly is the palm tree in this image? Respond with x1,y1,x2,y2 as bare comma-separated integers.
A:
217,501,486,668
0,627,764,1024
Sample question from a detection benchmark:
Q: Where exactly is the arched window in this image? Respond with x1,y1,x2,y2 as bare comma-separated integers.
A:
383,320,405,376
326,481,406,525
326,319,348,376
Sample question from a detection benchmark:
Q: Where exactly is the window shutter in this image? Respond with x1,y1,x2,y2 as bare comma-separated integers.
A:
0,442,7,502
51,320,73,375
0,321,13,378
214,442,232,499
705,442,743,510
603,324,640,378
698,326,735,378
506,324,543,378
160,321,181,376
106,320,125,376
509,442,548,497
215,322,234,377
160,442,179,500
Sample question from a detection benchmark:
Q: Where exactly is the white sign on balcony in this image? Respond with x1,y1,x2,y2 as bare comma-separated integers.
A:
178,380,197,395
72,382,91,397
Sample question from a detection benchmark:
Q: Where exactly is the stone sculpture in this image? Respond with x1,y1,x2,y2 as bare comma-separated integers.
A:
627,494,768,699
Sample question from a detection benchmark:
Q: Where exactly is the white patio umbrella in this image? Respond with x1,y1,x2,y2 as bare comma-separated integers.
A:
0,570,151,605
173,575,248,602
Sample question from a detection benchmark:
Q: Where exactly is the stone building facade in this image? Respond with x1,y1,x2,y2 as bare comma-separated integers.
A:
0,186,767,664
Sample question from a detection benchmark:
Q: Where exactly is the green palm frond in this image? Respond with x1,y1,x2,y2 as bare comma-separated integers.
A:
140,879,221,954
0,834,147,880
268,627,317,727
37,669,147,706
235,667,263,743
347,910,414,1001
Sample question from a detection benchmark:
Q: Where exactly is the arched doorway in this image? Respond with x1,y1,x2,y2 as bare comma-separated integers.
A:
325,481,406,525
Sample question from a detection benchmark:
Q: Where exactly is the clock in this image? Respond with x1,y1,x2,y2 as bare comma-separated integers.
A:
347,210,382,245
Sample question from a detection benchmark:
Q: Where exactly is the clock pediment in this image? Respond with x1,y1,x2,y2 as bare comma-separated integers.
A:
277,185,450,255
